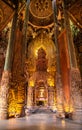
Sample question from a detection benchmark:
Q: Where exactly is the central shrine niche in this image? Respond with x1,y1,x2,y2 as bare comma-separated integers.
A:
26,33,57,108
26,33,56,73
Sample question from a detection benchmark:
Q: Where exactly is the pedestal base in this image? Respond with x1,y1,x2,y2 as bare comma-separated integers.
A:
0,108,8,119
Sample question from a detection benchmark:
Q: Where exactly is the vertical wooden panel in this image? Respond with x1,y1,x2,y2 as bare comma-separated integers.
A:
58,29,70,105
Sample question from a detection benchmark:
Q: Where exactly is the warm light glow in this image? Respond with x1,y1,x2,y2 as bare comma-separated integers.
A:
34,46,47,58
52,105,57,111
39,89,44,98
29,80,34,87
35,49,38,57
62,120,66,127
64,104,74,113
47,78,54,86
28,33,56,60
8,85,25,117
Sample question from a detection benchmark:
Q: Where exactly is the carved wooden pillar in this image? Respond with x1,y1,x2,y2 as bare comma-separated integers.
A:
46,86,48,107
27,86,33,108
48,87,52,107
52,0,64,117
56,0,72,115
34,88,37,106
22,0,30,73
48,87,54,109
56,73,64,117
63,1,82,123
0,8,18,119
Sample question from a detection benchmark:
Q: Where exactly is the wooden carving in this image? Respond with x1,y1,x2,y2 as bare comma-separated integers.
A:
36,48,48,71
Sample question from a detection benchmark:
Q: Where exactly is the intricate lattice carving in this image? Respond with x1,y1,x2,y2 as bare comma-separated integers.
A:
35,0,49,12
29,0,54,26
30,0,52,17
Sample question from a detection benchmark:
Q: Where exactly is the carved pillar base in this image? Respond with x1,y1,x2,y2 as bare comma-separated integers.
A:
70,68,82,123
27,86,33,109
0,101,8,119
56,73,65,118
48,87,54,109
0,70,11,119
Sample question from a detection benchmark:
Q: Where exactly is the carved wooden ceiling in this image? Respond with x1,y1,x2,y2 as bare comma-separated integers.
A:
29,0,54,27
0,0,82,30
67,0,82,29
0,0,14,31
0,0,25,31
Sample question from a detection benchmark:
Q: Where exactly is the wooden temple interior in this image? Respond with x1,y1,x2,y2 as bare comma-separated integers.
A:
0,0,82,122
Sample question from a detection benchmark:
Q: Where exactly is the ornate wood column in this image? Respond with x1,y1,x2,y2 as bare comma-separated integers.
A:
63,1,82,123
48,86,54,109
56,0,82,122
27,86,33,108
52,0,64,117
22,0,30,110
55,0,72,115
0,7,18,119
22,0,30,73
